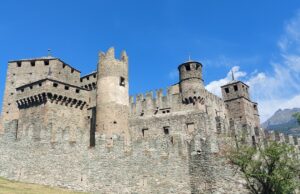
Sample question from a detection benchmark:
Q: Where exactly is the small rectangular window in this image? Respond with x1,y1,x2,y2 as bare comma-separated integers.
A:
17,62,22,67
30,61,35,66
185,64,191,71
234,85,238,91
53,83,58,87
65,86,69,90
44,60,49,66
71,69,74,73
163,126,170,135
76,89,80,93
225,88,229,93
120,77,125,87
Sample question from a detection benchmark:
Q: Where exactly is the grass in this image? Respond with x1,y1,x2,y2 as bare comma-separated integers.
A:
0,177,87,194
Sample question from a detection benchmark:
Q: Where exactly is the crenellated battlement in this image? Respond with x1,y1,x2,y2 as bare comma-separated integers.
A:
129,86,178,116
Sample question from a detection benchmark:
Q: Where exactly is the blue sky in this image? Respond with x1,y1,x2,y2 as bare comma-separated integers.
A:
1,0,300,122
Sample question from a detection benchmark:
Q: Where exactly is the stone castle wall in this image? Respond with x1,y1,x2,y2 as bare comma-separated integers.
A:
0,111,252,194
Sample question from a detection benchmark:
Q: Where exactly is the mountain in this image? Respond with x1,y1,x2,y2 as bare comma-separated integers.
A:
261,108,300,136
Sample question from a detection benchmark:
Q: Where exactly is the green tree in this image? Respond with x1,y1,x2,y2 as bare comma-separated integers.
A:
229,141,300,194
293,112,300,125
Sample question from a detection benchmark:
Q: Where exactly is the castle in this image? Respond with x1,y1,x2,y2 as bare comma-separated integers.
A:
0,47,298,193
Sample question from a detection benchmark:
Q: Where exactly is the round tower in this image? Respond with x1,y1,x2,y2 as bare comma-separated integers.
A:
178,61,204,104
96,47,129,138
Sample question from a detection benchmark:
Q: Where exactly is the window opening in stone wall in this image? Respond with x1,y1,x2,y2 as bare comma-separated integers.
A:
17,61,21,67
87,76,89,80
142,128,148,137
120,77,125,87
65,86,69,90
71,69,74,73
53,83,58,87
93,74,96,78
253,104,257,110
76,89,80,93
44,60,49,66
21,89,24,92
185,64,191,71
234,85,238,91
163,126,170,135
30,61,35,66
39,83,42,87
30,86,33,89
225,87,229,93
196,64,200,70
63,64,66,68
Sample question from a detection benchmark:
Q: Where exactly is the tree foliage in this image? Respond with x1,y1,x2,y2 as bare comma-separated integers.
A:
293,112,300,125
229,141,300,194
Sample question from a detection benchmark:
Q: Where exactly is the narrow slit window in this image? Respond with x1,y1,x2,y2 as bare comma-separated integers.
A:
120,77,125,87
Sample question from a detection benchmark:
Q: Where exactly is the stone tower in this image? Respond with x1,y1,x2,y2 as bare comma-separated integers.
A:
221,79,260,129
96,47,129,138
178,61,204,104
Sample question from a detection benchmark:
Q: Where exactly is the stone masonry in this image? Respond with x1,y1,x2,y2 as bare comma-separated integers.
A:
0,47,299,193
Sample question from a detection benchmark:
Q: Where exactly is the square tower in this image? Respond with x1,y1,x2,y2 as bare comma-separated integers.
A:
221,80,260,129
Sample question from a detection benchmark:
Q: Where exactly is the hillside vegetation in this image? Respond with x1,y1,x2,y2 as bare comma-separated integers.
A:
0,177,87,194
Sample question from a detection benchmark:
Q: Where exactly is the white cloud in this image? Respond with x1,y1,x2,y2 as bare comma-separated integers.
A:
206,11,300,123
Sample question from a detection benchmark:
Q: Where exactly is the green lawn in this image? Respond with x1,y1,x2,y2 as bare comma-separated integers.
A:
0,177,87,194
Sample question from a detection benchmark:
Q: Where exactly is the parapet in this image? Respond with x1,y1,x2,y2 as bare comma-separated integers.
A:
16,78,90,110
8,57,81,86
9,57,81,73
98,47,128,78
129,85,180,117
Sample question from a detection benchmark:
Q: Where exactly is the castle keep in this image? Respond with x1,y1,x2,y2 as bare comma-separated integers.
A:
0,47,299,193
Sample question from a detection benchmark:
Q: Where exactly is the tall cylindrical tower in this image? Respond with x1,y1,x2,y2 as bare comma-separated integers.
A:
178,61,204,104
96,47,129,138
